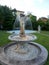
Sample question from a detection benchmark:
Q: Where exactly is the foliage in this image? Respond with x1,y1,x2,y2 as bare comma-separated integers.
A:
27,13,49,31
27,13,37,30
37,19,49,31
27,13,37,22
25,17,32,30
0,5,16,30
45,20,49,30
0,6,4,24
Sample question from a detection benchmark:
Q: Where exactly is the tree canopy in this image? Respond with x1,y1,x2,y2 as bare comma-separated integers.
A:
0,5,16,30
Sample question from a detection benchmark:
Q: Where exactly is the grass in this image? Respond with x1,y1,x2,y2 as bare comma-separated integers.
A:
0,31,49,65
33,32,49,65
0,31,11,46
41,31,49,35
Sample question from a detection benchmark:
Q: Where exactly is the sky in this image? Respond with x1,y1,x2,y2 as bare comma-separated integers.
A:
0,0,49,19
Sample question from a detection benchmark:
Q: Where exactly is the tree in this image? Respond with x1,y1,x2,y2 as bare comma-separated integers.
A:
27,13,37,30
45,19,49,30
0,5,14,30
12,8,17,21
37,17,49,30
0,6,4,24
27,13,37,22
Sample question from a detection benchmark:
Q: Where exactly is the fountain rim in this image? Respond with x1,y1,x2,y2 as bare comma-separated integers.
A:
8,34,37,42
0,42,48,65
3,42,42,61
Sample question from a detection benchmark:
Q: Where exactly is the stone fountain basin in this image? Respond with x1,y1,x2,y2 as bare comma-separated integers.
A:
4,42,41,61
8,34,37,42
0,42,48,65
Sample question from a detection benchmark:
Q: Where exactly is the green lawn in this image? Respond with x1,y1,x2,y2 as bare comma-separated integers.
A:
0,31,11,46
0,31,49,65
41,31,49,35
34,33,49,65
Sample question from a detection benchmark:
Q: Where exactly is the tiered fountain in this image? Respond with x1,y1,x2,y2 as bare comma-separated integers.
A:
0,14,48,65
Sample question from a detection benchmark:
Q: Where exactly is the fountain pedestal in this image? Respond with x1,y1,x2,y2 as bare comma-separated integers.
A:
19,16,25,37
15,43,28,54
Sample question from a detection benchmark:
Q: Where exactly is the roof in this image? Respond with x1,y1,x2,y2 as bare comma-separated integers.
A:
38,17,48,22
16,10,24,13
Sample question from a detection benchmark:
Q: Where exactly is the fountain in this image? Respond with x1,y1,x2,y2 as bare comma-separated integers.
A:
0,14,48,65
8,15,37,54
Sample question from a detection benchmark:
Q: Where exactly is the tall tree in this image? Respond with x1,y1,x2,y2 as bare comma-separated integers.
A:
0,5,14,30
